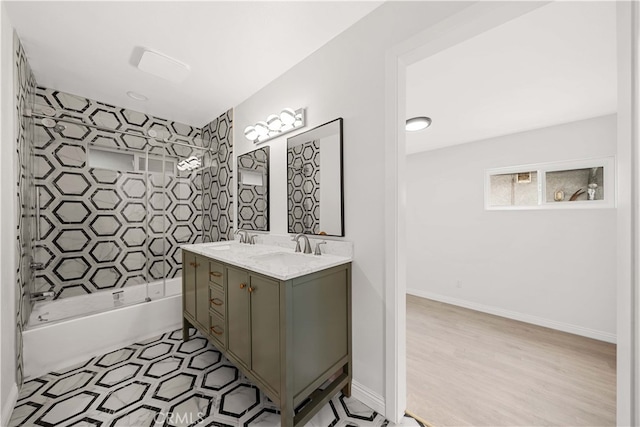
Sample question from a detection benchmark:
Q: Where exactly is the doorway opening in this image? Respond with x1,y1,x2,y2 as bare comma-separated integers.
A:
384,1,637,425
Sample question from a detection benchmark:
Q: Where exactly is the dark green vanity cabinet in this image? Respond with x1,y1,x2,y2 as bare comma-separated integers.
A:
182,251,210,333
181,249,352,427
227,267,281,394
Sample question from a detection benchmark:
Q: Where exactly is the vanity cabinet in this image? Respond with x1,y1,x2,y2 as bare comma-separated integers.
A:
182,251,209,332
181,249,352,427
227,267,281,393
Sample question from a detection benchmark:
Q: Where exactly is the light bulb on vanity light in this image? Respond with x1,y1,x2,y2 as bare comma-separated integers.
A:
266,114,282,131
280,108,296,125
244,126,258,141
254,121,269,137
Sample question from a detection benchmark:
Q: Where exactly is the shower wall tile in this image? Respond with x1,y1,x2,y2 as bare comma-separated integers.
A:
32,87,205,298
15,32,37,387
201,109,234,242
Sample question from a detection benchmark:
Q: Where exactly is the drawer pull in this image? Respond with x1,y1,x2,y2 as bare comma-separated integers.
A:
239,283,246,289
210,298,223,306
210,325,223,336
210,271,222,278
248,286,254,293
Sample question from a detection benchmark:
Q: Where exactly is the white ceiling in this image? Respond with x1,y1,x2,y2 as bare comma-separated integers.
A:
5,1,382,127
405,1,617,155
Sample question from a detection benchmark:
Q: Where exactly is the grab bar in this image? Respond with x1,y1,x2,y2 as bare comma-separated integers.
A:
35,187,41,240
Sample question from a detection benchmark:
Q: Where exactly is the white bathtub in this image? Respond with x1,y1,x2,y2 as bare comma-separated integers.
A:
23,278,183,379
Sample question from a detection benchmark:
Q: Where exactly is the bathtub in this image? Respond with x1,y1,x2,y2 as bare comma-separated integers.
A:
23,278,183,379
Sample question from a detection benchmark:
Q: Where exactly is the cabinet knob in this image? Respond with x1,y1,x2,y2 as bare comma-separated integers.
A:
189,262,196,267
239,283,246,289
194,263,200,268
210,298,223,306
248,286,254,293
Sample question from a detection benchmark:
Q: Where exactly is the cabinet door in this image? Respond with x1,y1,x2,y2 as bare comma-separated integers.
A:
250,275,280,392
195,255,209,329
182,251,196,320
227,267,251,368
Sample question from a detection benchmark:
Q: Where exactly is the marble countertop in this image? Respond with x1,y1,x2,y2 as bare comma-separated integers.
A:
181,241,352,280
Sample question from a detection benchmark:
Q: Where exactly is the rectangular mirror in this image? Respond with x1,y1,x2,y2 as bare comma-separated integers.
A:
287,118,343,236
237,146,270,231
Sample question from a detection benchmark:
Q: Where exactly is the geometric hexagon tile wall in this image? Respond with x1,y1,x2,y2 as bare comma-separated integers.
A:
201,109,234,242
32,86,212,299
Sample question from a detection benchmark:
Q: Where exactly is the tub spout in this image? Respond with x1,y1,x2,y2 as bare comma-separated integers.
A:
31,291,54,301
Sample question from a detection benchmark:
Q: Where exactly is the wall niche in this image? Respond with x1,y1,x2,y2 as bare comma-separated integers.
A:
485,157,615,210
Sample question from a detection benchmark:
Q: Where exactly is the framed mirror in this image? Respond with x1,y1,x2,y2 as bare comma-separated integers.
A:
237,146,270,230
287,118,343,236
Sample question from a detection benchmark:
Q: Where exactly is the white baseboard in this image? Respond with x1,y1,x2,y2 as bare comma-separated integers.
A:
1,382,18,426
407,288,616,344
351,379,385,415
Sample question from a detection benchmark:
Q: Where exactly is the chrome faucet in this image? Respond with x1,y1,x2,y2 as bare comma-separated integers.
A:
234,229,249,244
314,241,327,256
292,234,312,254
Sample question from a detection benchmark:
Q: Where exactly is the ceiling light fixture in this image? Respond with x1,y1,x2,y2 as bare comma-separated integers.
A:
406,116,432,131
244,107,306,144
127,91,148,101
137,49,191,83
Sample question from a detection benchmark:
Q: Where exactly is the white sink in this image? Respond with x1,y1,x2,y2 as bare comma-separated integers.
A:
250,252,313,267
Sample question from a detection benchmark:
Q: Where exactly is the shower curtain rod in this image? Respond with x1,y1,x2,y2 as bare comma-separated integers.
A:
24,110,214,153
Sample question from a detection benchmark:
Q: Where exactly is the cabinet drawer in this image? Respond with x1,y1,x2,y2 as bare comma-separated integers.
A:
209,261,224,286
209,284,225,317
209,311,226,348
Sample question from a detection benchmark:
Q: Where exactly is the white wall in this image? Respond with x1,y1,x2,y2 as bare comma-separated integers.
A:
233,1,472,409
406,115,617,342
0,3,18,423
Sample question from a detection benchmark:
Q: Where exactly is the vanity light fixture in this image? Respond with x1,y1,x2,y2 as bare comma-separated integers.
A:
244,107,306,144
406,116,432,131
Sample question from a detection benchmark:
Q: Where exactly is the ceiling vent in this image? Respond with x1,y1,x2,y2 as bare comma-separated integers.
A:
137,49,190,83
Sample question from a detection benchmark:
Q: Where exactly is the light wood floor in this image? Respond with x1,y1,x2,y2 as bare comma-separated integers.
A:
406,295,616,427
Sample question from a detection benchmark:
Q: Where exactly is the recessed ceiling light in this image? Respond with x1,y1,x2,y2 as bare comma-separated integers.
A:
127,91,148,101
406,116,432,131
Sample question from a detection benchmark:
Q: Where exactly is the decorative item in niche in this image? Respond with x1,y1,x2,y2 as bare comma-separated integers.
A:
517,172,532,183
287,118,344,236
488,171,539,208
546,166,604,203
485,157,614,210
237,146,269,231
244,108,305,144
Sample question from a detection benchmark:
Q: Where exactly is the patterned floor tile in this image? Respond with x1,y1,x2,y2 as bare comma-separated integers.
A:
9,328,408,426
